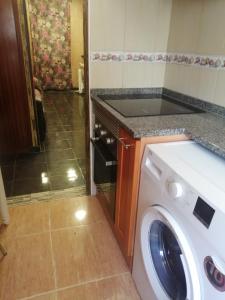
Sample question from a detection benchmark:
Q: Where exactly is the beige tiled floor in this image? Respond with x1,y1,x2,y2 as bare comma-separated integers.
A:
2,202,50,237
0,196,140,300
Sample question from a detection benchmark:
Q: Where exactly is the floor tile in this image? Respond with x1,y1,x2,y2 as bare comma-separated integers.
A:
50,174,84,190
68,131,86,152
71,147,86,159
0,154,16,165
68,129,85,141
26,293,57,300
60,115,84,124
45,139,71,151
46,114,61,121
46,149,75,164
46,132,70,141
51,221,128,288
46,124,65,133
12,177,50,196
3,181,13,197
3,202,49,237
43,98,55,105
1,92,86,197
1,164,14,182
77,159,86,175
17,152,47,164
62,131,78,139
44,107,57,113
50,196,104,229
63,123,85,131
0,233,55,300
59,113,77,119
45,111,59,118
57,273,140,300
46,120,62,128
55,106,72,115
47,159,82,176
14,162,48,180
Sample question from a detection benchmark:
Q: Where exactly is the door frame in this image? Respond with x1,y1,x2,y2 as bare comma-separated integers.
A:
83,0,90,194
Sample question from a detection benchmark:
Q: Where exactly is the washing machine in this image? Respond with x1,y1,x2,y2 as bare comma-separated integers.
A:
132,141,225,300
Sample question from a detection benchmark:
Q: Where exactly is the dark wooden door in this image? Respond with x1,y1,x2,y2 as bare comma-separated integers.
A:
0,0,36,156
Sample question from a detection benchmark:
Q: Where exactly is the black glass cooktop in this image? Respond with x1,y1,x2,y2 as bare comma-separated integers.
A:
102,95,203,117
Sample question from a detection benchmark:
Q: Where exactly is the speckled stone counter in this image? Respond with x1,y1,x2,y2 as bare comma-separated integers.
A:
91,88,225,160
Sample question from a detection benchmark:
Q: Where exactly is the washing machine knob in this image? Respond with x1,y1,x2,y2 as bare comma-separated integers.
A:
167,182,183,199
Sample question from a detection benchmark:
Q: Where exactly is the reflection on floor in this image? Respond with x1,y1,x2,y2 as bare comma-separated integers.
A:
0,196,140,300
1,91,87,198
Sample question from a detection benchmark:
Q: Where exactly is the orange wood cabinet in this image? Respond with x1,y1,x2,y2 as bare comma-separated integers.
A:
114,128,141,267
114,127,190,267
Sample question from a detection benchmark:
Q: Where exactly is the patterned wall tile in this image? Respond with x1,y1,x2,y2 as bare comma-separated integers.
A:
91,51,225,70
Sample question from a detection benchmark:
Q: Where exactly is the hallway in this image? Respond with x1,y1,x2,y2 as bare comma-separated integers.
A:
1,92,87,198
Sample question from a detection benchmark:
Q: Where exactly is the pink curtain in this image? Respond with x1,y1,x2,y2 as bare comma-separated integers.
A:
29,0,72,90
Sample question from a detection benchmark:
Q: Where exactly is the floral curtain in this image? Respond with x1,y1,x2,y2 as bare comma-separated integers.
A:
29,0,72,90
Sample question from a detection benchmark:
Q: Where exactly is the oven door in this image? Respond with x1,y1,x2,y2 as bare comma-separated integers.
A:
91,138,117,220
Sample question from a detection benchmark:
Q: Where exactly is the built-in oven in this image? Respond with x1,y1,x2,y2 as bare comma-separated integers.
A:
91,116,118,221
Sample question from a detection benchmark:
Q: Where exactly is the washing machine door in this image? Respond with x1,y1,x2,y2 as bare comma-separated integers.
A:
140,205,201,300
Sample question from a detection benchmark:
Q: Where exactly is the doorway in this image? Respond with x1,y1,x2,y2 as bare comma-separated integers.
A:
0,0,90,200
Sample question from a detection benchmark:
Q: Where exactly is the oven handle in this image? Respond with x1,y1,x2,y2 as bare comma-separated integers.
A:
93,136,133,149
91,138,117,166
118,137,134,149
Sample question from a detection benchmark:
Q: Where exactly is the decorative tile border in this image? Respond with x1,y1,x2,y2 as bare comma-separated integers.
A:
91,51,225,69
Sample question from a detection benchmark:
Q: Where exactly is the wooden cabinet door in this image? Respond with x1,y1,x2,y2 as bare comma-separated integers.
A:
115,128,141,267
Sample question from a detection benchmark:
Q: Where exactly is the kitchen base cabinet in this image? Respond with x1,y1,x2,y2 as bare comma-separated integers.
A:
114,127,189,268
115,128,141,267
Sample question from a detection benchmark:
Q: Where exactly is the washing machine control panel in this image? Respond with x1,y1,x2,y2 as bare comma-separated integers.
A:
167,181,184,199
165,175,187,201
165,174,214,227
165,176,216,226
193,197,215,228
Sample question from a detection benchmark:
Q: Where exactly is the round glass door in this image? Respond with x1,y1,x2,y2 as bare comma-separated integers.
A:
149,220,187,300
140,206,201,300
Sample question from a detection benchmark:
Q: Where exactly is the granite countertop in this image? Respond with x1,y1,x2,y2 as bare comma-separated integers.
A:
91,88,225,160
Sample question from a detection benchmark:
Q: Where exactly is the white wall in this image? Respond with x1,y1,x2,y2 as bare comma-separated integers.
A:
71,0,84,88
164,0,225,107
89,0,225,108
90,0,172,88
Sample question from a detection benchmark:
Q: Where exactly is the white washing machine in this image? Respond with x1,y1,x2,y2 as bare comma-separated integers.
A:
132,141,225,300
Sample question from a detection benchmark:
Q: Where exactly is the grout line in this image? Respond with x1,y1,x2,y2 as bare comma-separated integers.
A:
5,196,101,239
17,290,56,300
50,219,106,232
55,271,131,294
6,230,51,240
4,218,106,239
18,271,131,300
48,207,58,298
74,158,86,184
